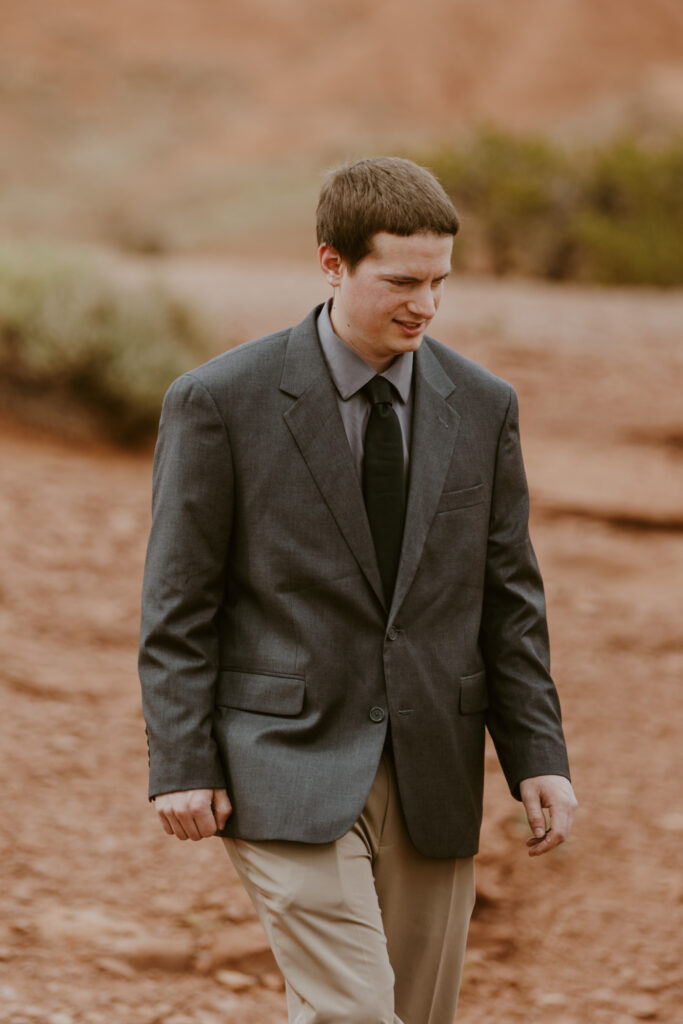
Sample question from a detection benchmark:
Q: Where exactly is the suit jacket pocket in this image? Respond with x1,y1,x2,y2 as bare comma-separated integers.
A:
459,670,489,714
437,483,485,514
215,670,305,716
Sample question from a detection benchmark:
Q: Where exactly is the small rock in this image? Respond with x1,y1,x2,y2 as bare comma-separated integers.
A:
215,968,256,991
49,734,78,753
182,912,213,931
481,924,516,959
637,976,664,993
194,921,271,973
659,812,683,832
208,994,243,1015
535,992,568,1008
0,985,17,1000
589,987,618,1004
10,920,35,938
474,881,504,907
194,1013,222,1024
624,993,659,1019
140,1003,179,1024
95,956,137,978
113,936,194,972
261,971,286,991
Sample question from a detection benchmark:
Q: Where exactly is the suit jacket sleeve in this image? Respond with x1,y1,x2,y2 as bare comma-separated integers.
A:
139,373,234,799
480,386,570,798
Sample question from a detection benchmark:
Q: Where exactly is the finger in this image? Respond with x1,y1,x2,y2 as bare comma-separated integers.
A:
212,790,232,831
165,811,190,841
176,811,203,842
526,827,550,847
547,802,572,844
182,793,220,839
190,803,219,840
157,811,174,836
521,790,547,839
527,828,564,857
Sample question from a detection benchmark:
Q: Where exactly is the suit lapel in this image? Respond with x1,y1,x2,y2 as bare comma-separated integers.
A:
281,308,386,609
389,339,461,620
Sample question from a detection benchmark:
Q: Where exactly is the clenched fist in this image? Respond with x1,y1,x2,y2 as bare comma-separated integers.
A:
154,788,232,841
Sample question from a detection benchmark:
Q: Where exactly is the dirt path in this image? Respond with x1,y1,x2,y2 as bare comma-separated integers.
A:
1,269,682,1023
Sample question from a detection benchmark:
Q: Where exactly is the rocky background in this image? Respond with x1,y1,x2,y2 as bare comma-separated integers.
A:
1,2,682,1022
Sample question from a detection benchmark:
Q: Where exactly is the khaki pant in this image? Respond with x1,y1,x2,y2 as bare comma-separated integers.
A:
223,751,475,1024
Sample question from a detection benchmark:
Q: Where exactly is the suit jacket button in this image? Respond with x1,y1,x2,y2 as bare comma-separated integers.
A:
369,706,386,723
387,626,400,641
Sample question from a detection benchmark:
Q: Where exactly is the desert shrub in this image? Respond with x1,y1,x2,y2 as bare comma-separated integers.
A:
423,131,683,286
572,138,683,285
430,129,577,278
0,243,210,443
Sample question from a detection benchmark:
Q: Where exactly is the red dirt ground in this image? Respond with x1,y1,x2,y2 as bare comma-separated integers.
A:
2,1,683,1019
1,261,682,1023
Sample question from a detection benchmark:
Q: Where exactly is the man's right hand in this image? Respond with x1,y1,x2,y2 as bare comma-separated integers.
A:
154,788,232,841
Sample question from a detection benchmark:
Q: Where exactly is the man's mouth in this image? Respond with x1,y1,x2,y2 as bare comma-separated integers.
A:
394,319,426,336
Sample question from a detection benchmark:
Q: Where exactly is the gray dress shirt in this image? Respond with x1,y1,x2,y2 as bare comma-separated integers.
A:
316,300,414,477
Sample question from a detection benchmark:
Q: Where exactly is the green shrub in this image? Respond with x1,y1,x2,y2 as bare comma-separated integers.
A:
430,129,576,277
572,138,683,285
0,243,210,444
422,131,683,286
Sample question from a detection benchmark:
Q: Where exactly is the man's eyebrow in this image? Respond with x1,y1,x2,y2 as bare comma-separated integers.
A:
382,271,451,282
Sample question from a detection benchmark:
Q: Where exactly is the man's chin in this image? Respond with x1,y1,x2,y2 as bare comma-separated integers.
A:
391,331,425,352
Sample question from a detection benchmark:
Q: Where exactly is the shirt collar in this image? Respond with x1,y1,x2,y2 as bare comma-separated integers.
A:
317,300,413,403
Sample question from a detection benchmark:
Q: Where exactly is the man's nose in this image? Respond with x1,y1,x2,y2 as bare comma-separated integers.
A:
406,286,437,319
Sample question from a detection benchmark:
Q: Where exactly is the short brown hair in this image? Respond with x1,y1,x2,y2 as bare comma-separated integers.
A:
316,157,460,269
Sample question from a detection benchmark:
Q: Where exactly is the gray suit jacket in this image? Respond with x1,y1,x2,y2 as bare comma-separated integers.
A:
139,304,570,858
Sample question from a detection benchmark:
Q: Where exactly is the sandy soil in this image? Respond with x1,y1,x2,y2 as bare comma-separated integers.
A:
1,265,682,1023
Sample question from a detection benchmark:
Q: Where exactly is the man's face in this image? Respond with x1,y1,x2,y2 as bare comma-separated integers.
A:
319,231,453,371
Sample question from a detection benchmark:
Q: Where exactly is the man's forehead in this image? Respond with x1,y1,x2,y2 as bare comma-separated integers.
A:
366,231,453,273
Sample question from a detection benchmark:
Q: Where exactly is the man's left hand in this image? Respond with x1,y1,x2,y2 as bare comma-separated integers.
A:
519,775,578,857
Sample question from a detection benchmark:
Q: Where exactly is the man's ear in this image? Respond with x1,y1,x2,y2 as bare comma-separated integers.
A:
318,244,345,286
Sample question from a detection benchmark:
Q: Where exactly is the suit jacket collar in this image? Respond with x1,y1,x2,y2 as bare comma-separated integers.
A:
279,304,329,398
280,305,461,618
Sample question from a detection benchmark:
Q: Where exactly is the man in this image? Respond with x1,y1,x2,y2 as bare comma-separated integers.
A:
139,157,577,1024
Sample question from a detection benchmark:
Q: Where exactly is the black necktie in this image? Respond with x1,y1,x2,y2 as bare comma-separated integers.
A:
362,376,406,604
